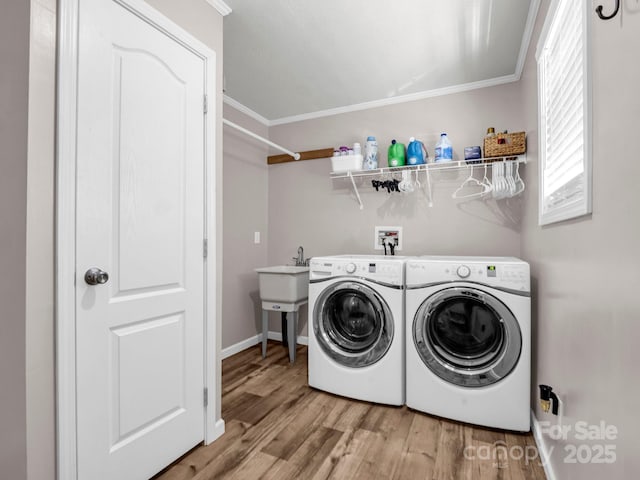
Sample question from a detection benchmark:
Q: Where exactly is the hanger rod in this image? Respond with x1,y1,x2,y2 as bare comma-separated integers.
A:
222,118,300,160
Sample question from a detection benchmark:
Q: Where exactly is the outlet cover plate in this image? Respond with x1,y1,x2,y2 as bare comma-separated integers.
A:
374,226,403,251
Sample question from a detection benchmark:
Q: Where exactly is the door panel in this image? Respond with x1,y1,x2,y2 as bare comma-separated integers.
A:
75,0,206,478
114,48,187,294
111,312,185,447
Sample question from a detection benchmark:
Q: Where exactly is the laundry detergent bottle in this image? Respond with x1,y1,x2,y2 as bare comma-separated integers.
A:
387,140,406,167
434,133,453,162
364,136,379,170
407,137,428,165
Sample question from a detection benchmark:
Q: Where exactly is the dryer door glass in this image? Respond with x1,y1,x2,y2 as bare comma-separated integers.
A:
430,298,504,367
314,281,394,368
326,290,380,353
413,287,521,387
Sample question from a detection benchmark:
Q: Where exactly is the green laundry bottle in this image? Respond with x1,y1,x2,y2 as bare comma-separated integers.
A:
388,140,405,167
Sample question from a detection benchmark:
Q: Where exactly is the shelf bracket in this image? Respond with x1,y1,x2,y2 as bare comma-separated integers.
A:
347,171,364,210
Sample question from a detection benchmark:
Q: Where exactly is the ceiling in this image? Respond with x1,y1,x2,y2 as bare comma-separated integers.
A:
222,0,539,125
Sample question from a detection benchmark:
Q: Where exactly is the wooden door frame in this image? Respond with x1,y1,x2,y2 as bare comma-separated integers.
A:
56,1,224,478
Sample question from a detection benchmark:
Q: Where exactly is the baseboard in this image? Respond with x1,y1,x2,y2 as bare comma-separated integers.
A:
221,332,309,359
530,410,557,480
267,331,309,345
206,418,225,444
221,334,261,359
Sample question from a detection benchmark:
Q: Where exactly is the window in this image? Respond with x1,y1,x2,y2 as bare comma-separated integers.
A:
537,0,591,225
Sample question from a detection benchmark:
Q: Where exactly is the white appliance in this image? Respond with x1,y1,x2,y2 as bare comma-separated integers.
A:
405,256,531,431
308,255,405,405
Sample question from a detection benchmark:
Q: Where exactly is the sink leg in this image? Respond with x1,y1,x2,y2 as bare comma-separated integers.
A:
288,311,297,363
281,312,288,346
261,309,268,358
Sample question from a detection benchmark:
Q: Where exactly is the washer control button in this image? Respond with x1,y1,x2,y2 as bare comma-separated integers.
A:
345,262,357,274
457,265,471,278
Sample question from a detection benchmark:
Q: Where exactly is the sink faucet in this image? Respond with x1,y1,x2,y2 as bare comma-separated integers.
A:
293,246,307,266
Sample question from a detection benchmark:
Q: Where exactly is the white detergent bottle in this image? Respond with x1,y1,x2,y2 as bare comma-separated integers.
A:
364,136,379,170
434,133,453,162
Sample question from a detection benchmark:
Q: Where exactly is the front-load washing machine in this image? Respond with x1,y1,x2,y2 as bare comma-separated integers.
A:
308,255,405,405
405,256,530,431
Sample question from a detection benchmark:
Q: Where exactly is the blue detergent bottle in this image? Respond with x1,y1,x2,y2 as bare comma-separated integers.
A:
407,137,428,165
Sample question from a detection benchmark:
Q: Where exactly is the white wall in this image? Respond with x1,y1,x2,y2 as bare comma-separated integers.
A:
0,1,30,478
520,2,640,478
25,0,56,478
266,84,527,335
222,104,270,349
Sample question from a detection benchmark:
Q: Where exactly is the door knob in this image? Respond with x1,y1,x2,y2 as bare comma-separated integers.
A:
85,268,109,285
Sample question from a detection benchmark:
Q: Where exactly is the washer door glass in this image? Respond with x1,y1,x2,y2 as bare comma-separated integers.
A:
314,281,394,368
413,287,521,387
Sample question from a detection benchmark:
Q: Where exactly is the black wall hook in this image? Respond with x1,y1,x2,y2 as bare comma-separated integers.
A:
596,0,620,20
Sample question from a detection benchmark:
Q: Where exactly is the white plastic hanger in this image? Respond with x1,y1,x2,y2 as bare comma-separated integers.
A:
452,165,492,199
398,170,414,193
424,167,434,207
481,164,494,195
492,162,509,199
512,161,526,196
506,161,517,197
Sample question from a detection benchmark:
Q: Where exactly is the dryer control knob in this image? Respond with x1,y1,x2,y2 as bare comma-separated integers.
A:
345,263,357,274
457,265,471,278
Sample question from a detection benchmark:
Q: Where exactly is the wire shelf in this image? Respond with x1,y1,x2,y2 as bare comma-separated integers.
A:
329,155,526,210
329,155,526,179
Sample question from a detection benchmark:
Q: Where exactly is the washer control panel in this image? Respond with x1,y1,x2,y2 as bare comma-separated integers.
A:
310,258,404,286
406,259,530,292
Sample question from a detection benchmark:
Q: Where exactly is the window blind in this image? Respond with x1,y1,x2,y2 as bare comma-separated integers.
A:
537,0,591,225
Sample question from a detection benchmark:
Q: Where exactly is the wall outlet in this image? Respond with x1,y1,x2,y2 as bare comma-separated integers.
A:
374,226,402,251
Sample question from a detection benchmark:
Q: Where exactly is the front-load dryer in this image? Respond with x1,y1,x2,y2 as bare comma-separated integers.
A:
308,255,405,406
405,256,530,431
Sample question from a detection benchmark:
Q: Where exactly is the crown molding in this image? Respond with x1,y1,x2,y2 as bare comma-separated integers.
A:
268,74,520,126
206,0,231,16
223,95,271,126
226,73,520,127
514,0,541,81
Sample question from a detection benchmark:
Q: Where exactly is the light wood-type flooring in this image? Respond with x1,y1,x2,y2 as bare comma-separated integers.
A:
154,342,547,480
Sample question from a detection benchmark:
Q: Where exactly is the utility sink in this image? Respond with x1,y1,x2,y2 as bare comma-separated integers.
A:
255,265,309,303
256,265,309,364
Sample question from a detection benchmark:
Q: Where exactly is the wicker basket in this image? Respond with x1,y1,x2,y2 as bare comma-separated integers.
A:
483,131,526,158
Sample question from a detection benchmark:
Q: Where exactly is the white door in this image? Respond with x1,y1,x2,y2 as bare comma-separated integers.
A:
75,0,206,478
